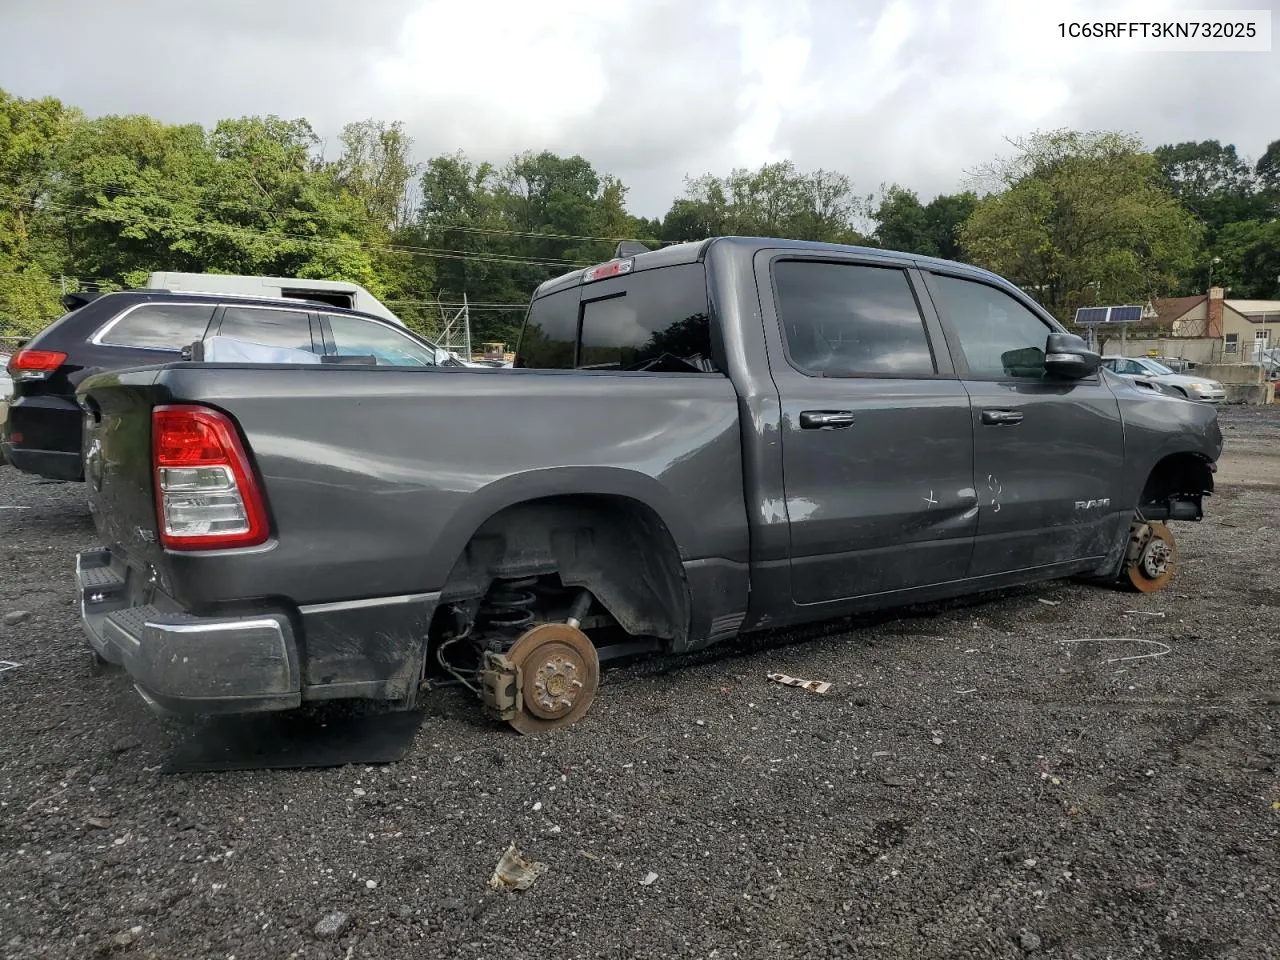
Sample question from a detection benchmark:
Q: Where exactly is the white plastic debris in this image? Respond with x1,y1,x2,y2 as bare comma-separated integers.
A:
640,872,659,886
767,673,831,695
489,843,548,892
1057,638,1172,664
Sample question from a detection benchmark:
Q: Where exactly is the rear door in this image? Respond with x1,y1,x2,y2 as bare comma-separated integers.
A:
921,269,1124,577
69,300,217,392
755,250,978,606
211,304,321,353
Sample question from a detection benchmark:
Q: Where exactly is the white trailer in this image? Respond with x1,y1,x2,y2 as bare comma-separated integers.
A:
146,272,403,326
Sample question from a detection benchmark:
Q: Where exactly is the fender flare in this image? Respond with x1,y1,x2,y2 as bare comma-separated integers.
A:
424,466,696,590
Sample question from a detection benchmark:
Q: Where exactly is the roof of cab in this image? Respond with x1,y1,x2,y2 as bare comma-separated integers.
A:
82,288,399,325
530,235,1008,299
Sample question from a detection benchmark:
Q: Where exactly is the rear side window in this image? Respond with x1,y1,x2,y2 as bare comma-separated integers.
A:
98,303,216,350
218,307,316,352
773,261,936,377
579,264,717,373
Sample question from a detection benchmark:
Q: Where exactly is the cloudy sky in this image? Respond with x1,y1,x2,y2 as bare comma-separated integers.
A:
1,0,1275,217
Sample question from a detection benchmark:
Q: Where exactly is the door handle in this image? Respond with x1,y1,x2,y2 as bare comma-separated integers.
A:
981,409,1024,426
800,410,856,430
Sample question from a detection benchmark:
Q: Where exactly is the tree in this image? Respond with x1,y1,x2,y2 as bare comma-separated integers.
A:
331,119,420,232
660,161,864,244
870,185,977,259
0,89,77,336
1257,139,1280,218
1214,219,1280,299
961,130,1202,322
413,150,652,345
1153,139,1267,232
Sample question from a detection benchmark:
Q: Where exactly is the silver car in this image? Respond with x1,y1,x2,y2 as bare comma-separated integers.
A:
1101,356,1225,403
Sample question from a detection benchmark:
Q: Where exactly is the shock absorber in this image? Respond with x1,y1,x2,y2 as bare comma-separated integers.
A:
478,576,538,639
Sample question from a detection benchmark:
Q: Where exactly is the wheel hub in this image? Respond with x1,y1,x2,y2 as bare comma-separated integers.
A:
495,622,600,735
1124,521,1177,593
1140,537,1172,578
529,651,585,717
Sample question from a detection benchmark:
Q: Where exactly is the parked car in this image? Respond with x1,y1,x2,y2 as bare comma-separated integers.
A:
75,237,1221,732
0,352,11,466
1100,356,1225,402
1,290,464,481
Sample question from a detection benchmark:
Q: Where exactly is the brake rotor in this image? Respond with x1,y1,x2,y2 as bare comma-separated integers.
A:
1125,522,1177,593
504,623,599,735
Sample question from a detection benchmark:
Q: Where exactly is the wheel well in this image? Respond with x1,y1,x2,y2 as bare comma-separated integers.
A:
1140,453,1214,511
437,494,689,646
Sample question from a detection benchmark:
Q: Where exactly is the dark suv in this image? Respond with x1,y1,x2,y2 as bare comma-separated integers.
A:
2,289,459,481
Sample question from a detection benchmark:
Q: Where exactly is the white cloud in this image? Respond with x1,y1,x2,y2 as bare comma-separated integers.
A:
0,0,1274,218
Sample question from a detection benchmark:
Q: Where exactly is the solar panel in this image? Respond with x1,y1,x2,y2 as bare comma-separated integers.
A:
1108,305,1143,323
1074,307,1109,324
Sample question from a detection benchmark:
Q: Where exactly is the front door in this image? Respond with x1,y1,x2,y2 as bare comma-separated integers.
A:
922,271,1125,578
757,252,978,606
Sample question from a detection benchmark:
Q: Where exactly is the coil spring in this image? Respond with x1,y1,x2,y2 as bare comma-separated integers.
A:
478,576,538,635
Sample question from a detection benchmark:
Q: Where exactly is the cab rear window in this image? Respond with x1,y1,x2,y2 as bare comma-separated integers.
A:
517,263,719,374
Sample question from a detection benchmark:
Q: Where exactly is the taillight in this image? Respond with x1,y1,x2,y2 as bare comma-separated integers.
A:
152,405,269,550
10,349,68,381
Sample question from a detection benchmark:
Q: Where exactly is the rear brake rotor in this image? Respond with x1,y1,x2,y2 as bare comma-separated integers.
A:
504,623,600,735
1125,522,1177,593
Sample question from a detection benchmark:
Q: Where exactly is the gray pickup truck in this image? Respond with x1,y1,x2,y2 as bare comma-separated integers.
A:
75,238,1222,733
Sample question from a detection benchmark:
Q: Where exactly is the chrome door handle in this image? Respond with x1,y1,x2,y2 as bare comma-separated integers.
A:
981,409,1023,426
799,410,856,430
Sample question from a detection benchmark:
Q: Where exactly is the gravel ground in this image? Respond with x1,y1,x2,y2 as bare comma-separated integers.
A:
2,407,1278,960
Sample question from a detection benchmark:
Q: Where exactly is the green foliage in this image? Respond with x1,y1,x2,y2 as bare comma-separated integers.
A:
1256,139,1280,195
961,130,1202,322
2,83,1275,346
1153,140,1269,235
411,149,655,344
659,161,864,244
0,90,78,336
1213,219,1280,299
870,185,977,259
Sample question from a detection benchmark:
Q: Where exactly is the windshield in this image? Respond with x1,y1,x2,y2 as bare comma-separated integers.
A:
1136,358,1175,376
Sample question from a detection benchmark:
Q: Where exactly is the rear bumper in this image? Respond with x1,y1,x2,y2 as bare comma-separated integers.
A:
2,442,83,480
2,393,85,480
76,548,302,715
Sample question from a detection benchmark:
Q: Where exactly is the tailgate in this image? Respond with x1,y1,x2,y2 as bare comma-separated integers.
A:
79,370,166,575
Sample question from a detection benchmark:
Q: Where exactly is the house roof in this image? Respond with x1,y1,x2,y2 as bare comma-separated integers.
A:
1225,299,1280,311
1148,295,1206,328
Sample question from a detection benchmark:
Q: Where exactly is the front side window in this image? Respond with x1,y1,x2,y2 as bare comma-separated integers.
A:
218,307,316,352
327,314,437,366
773,261,936,377
99,303,215,350
930,274,1054,379
577,264,718,373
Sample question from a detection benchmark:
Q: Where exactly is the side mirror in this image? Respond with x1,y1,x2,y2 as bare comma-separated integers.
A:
1044,332,1100,379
